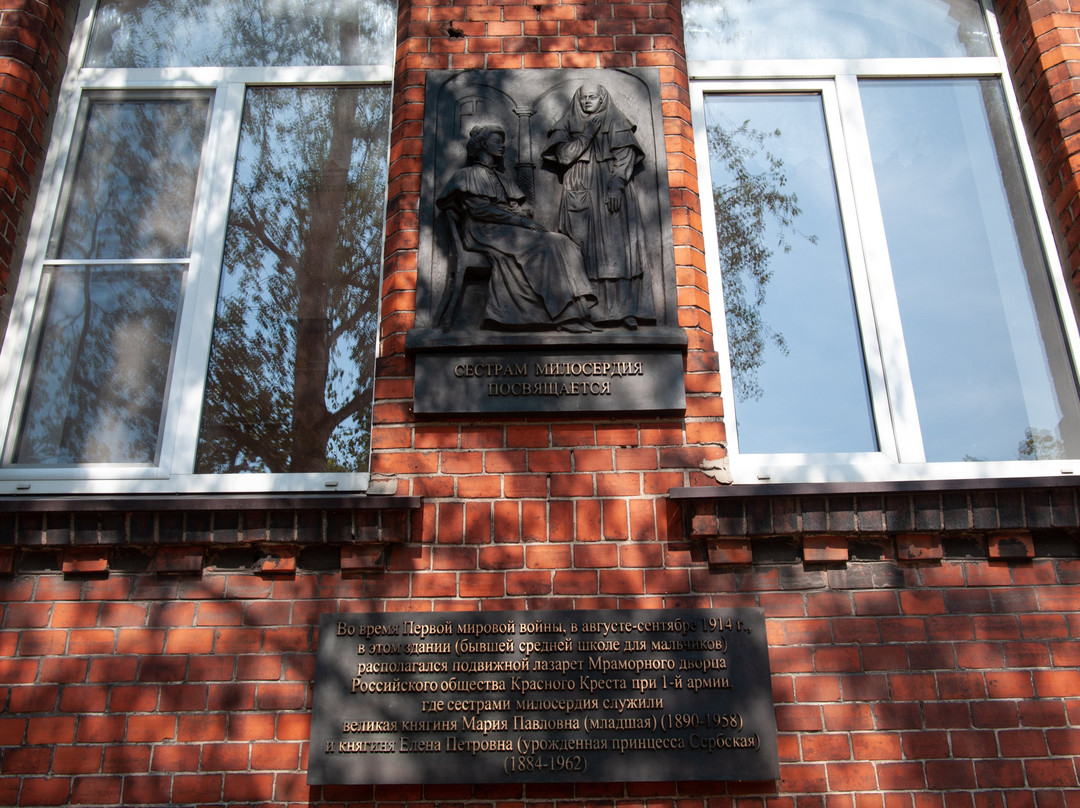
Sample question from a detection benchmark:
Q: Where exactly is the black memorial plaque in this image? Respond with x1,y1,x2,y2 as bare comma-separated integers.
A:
309,608,779,784
406,68,686,415
414,350,685,414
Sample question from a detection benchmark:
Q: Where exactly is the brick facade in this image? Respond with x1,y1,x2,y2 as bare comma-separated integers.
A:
1,0,1079,806
0,0,68,299
997,0,1080,286
2,548,1079,805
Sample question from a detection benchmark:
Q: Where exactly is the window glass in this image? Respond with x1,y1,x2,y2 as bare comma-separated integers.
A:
862,79,1080,462
690,0,1080,480
14,266,184,464
196,85,389,474
704,93,876,454
10,95,208,466
0,0,393,492
684,0,992,61
53,98,208,260
85,0,396,68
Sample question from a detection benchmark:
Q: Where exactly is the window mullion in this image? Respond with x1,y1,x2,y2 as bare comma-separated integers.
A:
817,80,898,463
162,79,248,481
834,73,927,464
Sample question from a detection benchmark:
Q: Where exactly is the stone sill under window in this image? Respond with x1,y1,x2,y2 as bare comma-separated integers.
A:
0,492,420,512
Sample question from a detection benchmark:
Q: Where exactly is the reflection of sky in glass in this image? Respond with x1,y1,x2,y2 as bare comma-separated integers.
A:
862,79,1080,461
684,0,991,61
54,98,208,260
16,266,184,464
705,94,876,455
86,0,396,67
197,86,389,474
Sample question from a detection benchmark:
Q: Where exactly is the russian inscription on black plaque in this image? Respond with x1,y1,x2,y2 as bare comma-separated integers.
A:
406,69,686,414
308,608,779,784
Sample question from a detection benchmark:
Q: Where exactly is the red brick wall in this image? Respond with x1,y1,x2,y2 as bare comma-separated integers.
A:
1,0,1080,806
0,0,68,297
373,0,727,521
1,549,1078,805
997,0,1080,288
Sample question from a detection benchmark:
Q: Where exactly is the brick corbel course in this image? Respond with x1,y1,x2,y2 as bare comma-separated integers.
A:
988,529,1035,559
259,545,298,574
803,535,849,563
341,543,389,574
896,533,943,562
706,537,752,567
61,547,108,576
690,513,720,539
152,546,205,575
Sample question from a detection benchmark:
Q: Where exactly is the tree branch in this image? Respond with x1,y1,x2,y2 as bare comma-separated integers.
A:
231,196,299,271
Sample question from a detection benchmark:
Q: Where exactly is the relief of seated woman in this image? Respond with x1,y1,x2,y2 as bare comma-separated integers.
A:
436,125,599,332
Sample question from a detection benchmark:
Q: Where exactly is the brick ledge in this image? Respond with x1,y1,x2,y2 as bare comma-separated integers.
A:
0,493,421,512
670,476,1080,500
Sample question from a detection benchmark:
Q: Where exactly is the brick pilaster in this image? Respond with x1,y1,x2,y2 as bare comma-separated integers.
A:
372,0,728,525
0,0,69,298
997,0,1080,286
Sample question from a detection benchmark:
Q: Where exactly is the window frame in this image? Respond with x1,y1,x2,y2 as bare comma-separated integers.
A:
690,2,1080,484
0,0,394,496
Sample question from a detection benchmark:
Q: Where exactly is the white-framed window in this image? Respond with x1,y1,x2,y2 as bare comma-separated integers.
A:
0,0,395,495
687,0,1080,483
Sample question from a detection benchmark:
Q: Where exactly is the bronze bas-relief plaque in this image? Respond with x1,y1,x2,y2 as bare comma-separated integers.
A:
308,608,779,784
407,69,686,414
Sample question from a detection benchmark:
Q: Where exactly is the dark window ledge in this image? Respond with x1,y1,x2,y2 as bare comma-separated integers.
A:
0,492,421,513
670,475,1080,500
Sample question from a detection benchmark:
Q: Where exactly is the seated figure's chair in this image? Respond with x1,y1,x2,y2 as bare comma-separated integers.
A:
435,211,492,331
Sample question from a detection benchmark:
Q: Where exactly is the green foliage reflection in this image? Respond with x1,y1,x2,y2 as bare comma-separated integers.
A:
708,119,810,401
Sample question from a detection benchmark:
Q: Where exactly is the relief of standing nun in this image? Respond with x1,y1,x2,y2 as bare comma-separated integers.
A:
542,84,656,329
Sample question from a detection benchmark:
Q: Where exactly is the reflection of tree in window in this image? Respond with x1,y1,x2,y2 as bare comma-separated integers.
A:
13,97,207,465
196,85,389,473
1017,428,1065,461
708,119,808,401
86,0,395,68
16,268,183,463
55,100,207,260
706,94,874,455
